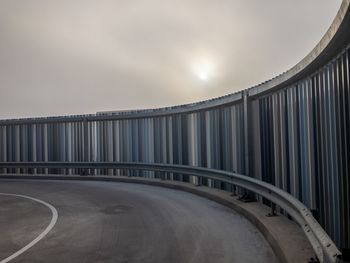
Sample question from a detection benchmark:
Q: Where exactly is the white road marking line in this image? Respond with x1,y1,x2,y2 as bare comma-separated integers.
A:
0,193,58,263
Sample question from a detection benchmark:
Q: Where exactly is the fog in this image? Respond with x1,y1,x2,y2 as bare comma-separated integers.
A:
0,0,342,118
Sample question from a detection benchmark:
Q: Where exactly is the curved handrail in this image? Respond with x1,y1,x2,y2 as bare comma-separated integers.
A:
0,161,343,262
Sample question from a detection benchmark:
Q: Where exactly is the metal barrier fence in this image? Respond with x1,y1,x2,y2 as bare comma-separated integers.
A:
0,0,349,256
0,161,343,263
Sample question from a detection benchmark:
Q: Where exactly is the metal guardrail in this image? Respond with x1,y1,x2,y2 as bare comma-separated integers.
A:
0,161,343,263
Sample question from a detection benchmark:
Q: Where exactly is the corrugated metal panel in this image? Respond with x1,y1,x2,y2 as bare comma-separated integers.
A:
250,46,350,249
0,44,349,250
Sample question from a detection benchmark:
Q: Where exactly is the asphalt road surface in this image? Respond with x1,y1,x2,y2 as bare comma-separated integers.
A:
0,180,278,263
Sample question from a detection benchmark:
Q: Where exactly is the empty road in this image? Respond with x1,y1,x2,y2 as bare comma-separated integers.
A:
0,180,277,263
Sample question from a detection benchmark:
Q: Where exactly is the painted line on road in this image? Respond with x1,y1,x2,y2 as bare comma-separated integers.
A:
0,193,58,263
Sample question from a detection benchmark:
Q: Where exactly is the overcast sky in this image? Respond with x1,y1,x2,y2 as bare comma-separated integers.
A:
0,0,342,119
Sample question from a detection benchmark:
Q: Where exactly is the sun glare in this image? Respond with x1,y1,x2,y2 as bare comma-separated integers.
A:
192,59,215,82
199,72,209,81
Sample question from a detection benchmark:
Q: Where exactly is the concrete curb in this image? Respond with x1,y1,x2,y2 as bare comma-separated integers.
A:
0,174,314,263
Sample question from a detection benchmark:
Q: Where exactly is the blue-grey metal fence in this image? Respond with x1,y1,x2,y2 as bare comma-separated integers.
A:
0,0,349,257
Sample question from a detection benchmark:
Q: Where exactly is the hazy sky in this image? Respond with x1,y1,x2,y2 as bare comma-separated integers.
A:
0,0,342,118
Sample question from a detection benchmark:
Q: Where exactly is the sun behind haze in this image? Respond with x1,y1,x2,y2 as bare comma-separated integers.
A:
0,0,342,118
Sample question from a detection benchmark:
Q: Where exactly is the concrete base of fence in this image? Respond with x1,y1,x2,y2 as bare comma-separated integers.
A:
0,174,314,263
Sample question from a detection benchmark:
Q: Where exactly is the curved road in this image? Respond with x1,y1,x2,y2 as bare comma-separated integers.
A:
0,180,278,263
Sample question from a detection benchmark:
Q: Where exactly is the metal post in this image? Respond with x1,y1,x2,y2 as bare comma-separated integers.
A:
239,91,256,202
267,202,277,217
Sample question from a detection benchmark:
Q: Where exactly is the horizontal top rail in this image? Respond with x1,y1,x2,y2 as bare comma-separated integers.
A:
0,92,243,125
0,161,342,263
